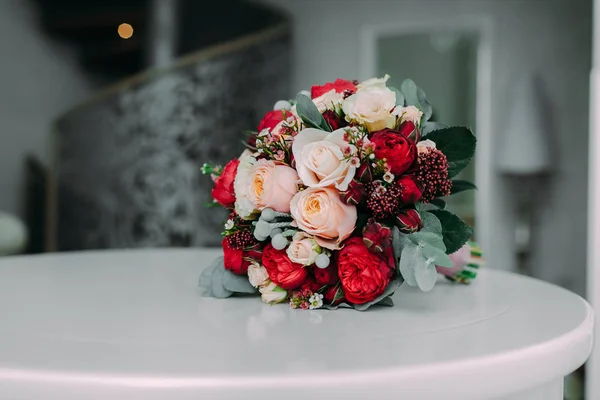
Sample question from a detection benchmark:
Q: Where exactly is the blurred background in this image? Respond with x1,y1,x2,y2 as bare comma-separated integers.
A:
0,0,593,398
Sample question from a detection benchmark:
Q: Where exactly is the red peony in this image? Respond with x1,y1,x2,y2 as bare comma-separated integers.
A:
211,159,239,208
371,128,417,175
314,262,339,286
222,238,263,275
397,175,423,204
336,237,394,304
262,244,308,289
257,110,287,132
311,78,356,99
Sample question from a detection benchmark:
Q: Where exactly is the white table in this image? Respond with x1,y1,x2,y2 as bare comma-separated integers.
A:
0,249,592,399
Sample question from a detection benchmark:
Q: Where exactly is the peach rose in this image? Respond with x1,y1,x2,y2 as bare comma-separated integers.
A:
286,232,320,266
290,187,357,250
292,128,356,191
234,155,298,219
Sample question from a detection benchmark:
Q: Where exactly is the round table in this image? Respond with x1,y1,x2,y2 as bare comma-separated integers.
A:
0,249,592,399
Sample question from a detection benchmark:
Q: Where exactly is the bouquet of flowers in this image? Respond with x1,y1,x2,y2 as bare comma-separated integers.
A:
200,75,482,311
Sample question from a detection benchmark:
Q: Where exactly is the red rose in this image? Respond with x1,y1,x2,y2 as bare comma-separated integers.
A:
395,209,423,233
222,238,262,275
362,219,392,253
336,237,394,304
314,262,339,286
397,175,423,204
324,285,345,306
311,78,356,99
262,244,307,289
371,128,417,175
397,120,420,142
322,109,345,130
257,110,287,132
211,159,239,208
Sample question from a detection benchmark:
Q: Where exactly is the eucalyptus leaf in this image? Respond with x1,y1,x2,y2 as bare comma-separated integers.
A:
422,126,476,178
222,269,258,294
389,86,405,106
415,261,438,292
430,198,446,209
429,209,474,254
392,226,409,268
417,86,433,121
408,231,446,251
419,212,443,236
421,244,454,267
198,257,233,299
296,92,331,132
353,275,403,311
377,296,395,307
450,180,477,195
399,242,420,287
400,79,419,107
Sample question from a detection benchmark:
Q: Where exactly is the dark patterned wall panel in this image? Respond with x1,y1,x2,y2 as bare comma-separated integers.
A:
52,27,291,250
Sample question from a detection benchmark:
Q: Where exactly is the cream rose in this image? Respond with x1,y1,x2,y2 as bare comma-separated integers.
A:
357,74,390,90
393,105,423,126
259,281,287,304
286,232,320,266
342,86,397,132
312,89,344,113
248,260,270,288
234,156,298,219
417,139,436,155
290,187,357,250
292,128,356,191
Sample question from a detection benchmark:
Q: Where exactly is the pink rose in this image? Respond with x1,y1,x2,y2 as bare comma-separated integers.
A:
286,232,319,266
234,155,298,218
292,128,356,191
290,187,357,250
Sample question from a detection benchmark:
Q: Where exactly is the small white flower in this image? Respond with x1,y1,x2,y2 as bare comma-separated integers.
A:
383,172,395,183
308,293,324,309
224,219,234,230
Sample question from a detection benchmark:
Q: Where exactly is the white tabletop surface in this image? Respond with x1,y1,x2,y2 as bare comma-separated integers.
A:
0,249,592,399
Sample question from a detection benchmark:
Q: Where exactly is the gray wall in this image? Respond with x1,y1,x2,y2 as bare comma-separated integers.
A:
0,0,94,217
257,0,592,296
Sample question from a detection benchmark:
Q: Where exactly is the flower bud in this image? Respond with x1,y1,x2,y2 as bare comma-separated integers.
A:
397,175,423,205
395,209,423,234
259,281,288,304
356,163,374,183
322,110,345,130
362,219,393,253
339,179,366,205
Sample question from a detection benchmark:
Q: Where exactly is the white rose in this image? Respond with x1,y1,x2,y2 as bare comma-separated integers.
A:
357,74,390,89
247,261,270,288
259,281,287,304
393,105,423,126
312,89,344,113
417,139,436,155
292,128,356,191
233,154,257,219
286,232,320,266
342,86,397,132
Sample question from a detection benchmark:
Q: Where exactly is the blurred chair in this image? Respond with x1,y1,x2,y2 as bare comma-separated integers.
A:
48,24,291,251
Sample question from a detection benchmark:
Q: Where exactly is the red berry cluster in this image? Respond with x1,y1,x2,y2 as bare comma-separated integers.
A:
226,230,258,250
416,148,453,202
366,181,403,220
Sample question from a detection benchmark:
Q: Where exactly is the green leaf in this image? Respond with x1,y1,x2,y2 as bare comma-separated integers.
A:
430,198,446,209
296,92,332,132
392,226,409,269
422,126,476,178
408,231,446,251
389,86,405,106
377,296,395,307
353,275,402,311
429,210,474,254
450,180,477,195
415,261,438,292
417,86,433,121
399,242,420,287
199,256,258,298
400,79,419,107
419,212,443,236
421,244,454,267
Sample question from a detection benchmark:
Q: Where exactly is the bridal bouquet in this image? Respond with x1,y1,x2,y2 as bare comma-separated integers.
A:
200,75,481,311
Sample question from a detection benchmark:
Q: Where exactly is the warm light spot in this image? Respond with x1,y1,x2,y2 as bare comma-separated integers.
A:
118,23,134,39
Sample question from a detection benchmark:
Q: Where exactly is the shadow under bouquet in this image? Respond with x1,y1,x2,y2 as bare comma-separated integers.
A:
200,75,482,311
